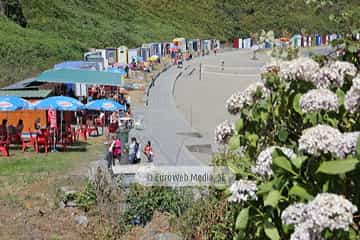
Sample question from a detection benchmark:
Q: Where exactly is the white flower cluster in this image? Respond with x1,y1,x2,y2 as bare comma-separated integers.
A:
251,146,296,178
282,193,357,240
345,76,360,113
276,58,357,89
299,89,339,113
329,61,357,79
279,57,320,82
261,62,280,75
226,82,270,115
299,124,360,158
215,120,234,144
313,67,343,88
228,179,257,204
342,132,360,156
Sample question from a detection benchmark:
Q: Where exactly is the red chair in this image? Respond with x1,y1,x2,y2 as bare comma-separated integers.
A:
22,130,37,152
76,127,87,141
0,135,9,157
86,124,99,137
36,130,50,153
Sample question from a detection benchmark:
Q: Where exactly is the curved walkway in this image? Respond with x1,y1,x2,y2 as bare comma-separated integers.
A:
132,50,268,166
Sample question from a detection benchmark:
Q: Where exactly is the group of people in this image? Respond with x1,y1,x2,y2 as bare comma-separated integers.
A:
0,119,24,142
106,136,153,168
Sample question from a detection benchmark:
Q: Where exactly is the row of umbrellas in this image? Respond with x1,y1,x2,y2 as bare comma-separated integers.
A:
0,96,125,112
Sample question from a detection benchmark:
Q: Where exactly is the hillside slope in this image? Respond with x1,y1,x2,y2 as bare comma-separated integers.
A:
0,0,359,86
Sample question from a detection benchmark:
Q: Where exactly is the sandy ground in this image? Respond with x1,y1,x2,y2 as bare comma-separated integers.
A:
174,50,269,147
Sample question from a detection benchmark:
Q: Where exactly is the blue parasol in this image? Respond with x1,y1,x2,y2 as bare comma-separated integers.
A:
33,96,83,111
0,96,30,111
85,99,125,112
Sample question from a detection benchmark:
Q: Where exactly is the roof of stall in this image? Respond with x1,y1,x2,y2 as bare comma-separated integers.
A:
35,68,123,86
0,89,53,98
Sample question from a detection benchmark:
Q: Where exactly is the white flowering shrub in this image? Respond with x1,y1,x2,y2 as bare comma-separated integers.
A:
215,55,360,239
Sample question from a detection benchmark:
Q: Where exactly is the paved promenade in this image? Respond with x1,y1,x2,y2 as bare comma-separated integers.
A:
127,50,268,167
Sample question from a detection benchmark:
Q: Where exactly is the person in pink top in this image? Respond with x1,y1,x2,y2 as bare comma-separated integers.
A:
109,136,122,166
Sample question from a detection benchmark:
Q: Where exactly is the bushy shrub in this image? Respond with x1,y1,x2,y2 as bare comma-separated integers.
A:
172,195,235,240
215,53,360,239
121,185,193,226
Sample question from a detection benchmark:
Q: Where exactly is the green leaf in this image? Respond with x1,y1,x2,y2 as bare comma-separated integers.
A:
322,181,329,192
292,94,302,113
289,184,313,200
356,135,360,160
348,44,358,53
246,133,259,147
260,112,269,123
235,118,244,132
257,181,274,195
264,224,280,240
272,156,297,175
290,156,307,169
317,158,359,175
235,207,249,230
228,135,240,151
228,162,244,175
336,89,345,105
278,128,288,142
264,190,281,208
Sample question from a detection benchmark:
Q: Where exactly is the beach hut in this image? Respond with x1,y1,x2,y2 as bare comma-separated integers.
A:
215,40,220,49
192,39,200,52
150,43,161,56
117,46,128,65
84,51,108,70
326,34,330,44
105,48,118,65
315,34,322,46
329,33,337,42
187,39,194,52
291,34,302,48
246,38,253,48
202,40,211,52
233,38,239,48
128,48,140,64
140,46,151,62
173,38,187,52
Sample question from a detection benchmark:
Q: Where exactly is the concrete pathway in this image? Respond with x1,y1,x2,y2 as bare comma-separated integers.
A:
127,50,267,167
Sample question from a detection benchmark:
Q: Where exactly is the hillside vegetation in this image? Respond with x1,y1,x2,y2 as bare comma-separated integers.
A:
0,0,359,86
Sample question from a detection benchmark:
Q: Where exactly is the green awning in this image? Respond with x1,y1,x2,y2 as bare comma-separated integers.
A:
35,68,123,86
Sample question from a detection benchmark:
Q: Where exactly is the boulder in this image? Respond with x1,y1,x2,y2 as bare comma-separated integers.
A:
154,233,182,240
74,215,88,225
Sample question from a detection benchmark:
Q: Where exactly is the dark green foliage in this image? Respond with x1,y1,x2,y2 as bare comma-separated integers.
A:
76,182,97,212
121,185,193,226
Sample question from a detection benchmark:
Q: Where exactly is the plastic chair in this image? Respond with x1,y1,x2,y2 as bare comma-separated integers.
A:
36,130,50,153
0,132,9,156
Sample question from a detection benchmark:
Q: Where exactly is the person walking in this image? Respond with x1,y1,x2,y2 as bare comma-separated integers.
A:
143,141,153,162
110,136,122,165
128,137,137,164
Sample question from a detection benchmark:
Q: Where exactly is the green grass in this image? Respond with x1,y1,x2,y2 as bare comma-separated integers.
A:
0,0,359,87
0,138,104,187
